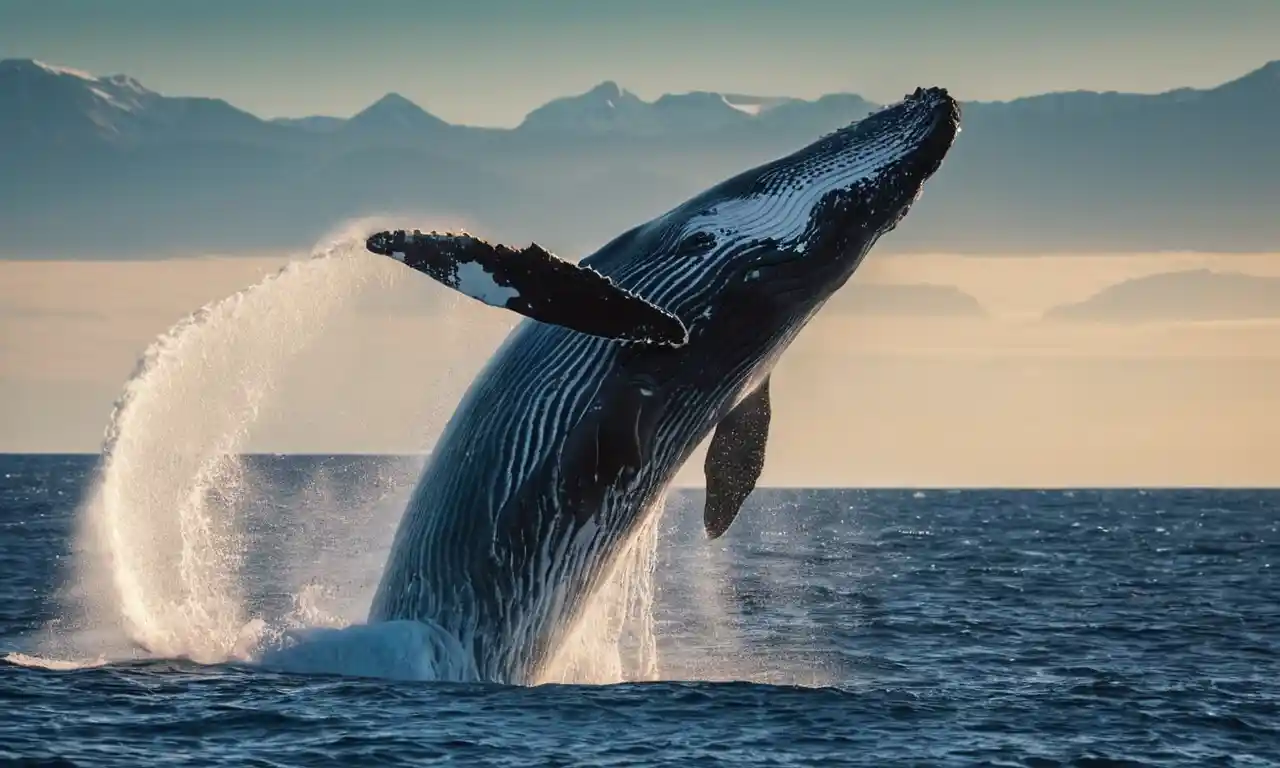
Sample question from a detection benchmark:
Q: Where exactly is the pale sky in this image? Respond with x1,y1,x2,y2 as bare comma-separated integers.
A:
5,247,1280,486
2,0,1278,125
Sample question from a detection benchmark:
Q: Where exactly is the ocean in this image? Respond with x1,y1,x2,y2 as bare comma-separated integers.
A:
0,453,1276,766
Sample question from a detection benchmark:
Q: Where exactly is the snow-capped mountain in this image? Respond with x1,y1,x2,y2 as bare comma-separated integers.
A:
1,57,1278,257
0,58,293,148
0,59,159,145
513,80,876,137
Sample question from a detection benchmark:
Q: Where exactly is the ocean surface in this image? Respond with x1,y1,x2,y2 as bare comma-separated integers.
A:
0,453,1276,766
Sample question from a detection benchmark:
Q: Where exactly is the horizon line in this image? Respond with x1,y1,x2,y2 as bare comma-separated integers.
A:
4,453,1278,491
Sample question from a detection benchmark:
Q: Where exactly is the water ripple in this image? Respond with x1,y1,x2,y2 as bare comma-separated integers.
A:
1,457,1277,766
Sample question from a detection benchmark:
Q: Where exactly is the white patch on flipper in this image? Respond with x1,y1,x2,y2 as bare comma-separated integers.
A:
454,261,521,307
389,250,408,264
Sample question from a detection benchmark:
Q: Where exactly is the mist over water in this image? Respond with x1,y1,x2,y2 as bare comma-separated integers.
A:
30,225,768,686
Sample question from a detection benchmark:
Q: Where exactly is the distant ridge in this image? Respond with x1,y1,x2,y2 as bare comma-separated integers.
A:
1045,270,1280,323
1,57,1278,257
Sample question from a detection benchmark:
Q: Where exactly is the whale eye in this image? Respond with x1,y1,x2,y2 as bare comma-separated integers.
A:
674,231,716,257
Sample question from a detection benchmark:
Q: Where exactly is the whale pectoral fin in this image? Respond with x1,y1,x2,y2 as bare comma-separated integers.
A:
367,230,688,347
703,376,772,539
561,377,666,522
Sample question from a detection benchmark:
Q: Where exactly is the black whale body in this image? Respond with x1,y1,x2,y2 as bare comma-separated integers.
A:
364,87,962,684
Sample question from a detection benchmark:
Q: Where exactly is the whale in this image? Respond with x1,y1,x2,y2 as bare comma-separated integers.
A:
364,87,961,684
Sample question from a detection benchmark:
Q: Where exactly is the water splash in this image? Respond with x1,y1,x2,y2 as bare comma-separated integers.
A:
64,228,399,664
539,498,666,685
249,496,670,685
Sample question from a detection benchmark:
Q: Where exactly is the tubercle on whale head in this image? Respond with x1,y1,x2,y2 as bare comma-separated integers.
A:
842,90,955,219
787,85,959,242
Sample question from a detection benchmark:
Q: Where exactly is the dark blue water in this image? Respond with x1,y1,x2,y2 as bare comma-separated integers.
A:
1,454,1277,766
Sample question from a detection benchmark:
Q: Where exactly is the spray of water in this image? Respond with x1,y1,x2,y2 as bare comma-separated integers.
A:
64,225,402,663
539,498,665,684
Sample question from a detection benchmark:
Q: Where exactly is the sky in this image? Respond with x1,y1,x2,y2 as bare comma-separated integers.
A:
3,1,1279,482
2,0,1278,126
5,249,1280,486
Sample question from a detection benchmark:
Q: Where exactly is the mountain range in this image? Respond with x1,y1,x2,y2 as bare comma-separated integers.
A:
1,58,1277,258
1045,270,1280,323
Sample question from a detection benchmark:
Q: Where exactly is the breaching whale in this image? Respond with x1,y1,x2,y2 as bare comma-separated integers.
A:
365,87,961,684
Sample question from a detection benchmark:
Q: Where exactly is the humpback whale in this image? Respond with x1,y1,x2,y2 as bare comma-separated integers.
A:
365,87,961,684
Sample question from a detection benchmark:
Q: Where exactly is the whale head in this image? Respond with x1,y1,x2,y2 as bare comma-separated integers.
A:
361,88,960,351
609,87,961,326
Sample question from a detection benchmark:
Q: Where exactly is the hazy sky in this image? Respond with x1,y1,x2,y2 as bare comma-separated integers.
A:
5,249,1280,486
3,0,1278,125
